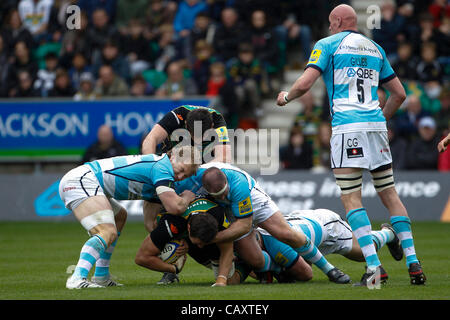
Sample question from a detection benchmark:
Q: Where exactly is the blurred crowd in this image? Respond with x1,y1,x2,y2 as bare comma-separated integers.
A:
0,0,448,171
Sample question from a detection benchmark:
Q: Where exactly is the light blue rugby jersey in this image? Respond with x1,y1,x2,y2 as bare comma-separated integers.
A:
175,162,256,219
86,154,175,200
306,30,396,134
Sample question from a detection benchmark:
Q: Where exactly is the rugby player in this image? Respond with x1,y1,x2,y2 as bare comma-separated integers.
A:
249,209,403,284
59,145,199,289
176,163,351,284
141,105,232,284
276,4,425,286
135,197,235,287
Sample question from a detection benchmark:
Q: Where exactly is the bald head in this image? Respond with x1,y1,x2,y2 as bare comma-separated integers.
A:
202,167,228,198
329,4,357,34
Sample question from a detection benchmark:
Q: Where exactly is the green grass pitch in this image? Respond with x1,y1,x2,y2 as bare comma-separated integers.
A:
0,221,449,300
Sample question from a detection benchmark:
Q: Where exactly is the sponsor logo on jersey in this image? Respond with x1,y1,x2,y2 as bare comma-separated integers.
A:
274,252,289,266
308,49,322,64
238,196,252,216
215,126,230,143
346,147,364,158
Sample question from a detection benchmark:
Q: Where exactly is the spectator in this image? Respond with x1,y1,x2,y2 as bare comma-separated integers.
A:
144,0,176,40
294,91,324,147
74,72,98,101
47,0,73,43
156,60,198,99
86,8,120,59
78,0,118,24
438,128,450,171
1,8,35,52
6,41,39,96
387,121,408,170
434,86,450,136
213,7,249,63
392,42,419,81
248,10,279,73
94,64,129,97
0,34,10,97
59,10,92,68
12,69,40,97
18,0,53,41
227,42,265,124
173,0,207,38
280,126,313,170
206,61,226,97
405,116,440,170
314,121,332,170
372,0,408,59
428,0,450,28
93,39,131,83
130,74,154,97
81,124,128,163
186,11,216,64
34,52,59,96
153,24,177,72
395,95,431,140
115,0,149,34
416,42,443,84
68,52,92,91
191,39,215,94
48,69,76,97
122,19,153,76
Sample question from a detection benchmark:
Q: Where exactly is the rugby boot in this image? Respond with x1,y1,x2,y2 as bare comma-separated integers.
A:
66,276,104,289
381,223,403,261
409,262,426,285
157,272,179,285
353,265,388,287
327,267,351,284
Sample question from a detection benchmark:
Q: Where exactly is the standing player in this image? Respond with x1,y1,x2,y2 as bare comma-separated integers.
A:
141,105,232,283
276,4,425,285
59,145,199,289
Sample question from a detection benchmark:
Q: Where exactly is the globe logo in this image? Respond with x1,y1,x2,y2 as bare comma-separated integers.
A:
347,68,356,77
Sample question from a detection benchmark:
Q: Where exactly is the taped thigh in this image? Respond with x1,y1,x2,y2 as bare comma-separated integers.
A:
334,170,363,195
370,167,395,193
80,209,116,234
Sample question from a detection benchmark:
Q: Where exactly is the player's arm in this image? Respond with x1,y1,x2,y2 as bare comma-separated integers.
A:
212,216,253,243
438,133,450,153
158,189,195,215
135,235,180,274
141,124,169,154
380,76,407,121
213,240,235,286
213,144,232,163
277,67,322,106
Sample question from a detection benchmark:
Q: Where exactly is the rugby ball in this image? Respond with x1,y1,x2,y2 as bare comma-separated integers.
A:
158,240,183,264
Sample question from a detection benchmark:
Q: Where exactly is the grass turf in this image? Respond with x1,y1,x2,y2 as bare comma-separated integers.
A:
0,221,449,300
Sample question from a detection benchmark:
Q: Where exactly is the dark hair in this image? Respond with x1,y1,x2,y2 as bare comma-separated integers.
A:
189,213,218,243
186,108,214,136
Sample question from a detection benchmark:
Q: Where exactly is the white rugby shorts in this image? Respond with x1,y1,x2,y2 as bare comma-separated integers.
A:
330,131,392,171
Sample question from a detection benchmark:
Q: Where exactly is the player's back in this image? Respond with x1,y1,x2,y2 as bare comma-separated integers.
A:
86,154,174,200
307,31,396,134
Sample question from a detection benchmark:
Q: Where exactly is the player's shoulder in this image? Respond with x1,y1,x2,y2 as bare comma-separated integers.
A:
316,31,351,50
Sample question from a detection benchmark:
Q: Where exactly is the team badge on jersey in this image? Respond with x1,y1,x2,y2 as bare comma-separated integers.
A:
238,197,252,216
308,49,322,64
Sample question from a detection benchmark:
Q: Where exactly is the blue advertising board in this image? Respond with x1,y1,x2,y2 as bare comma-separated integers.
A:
0,98,210,157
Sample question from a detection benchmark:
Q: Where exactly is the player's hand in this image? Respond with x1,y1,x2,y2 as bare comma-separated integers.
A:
181,190,196,203
438,135,450,153
175,239,189,256
276,91,289,107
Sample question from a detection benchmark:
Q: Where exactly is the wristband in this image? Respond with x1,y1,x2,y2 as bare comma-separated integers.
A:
283,93,290,103
217,275,227,280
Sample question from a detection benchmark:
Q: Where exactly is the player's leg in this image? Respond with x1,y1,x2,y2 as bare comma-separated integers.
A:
258,211,349,283
334,167,384,286
233,230,282,274
373,167,426,284
68,196,118,289
92,199,127,286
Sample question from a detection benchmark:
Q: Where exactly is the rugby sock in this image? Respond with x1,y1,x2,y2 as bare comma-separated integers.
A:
256,250,282,273
94,232,120,278
73,235,107,279
295,236,334,275
347,208,381,271
371,229,394,251
390,216,419,267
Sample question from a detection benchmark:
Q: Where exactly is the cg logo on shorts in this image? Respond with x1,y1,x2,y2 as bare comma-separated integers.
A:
346,138,363,158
